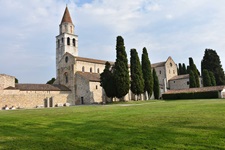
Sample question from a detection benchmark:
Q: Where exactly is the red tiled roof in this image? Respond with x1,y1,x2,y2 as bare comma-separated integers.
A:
14,84,71,91
151,61,166,68
61,6,73,24
169,74,189,81
75,56,114,65
165,86,225,94
76,71,100,82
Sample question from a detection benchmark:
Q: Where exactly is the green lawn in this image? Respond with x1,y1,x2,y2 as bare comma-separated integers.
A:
0,99,225,150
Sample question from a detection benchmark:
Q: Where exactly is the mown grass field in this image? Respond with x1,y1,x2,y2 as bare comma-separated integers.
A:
0,99,225,150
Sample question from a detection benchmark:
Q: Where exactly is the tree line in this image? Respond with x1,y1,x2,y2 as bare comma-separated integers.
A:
100,36,159,101
177,49,225,88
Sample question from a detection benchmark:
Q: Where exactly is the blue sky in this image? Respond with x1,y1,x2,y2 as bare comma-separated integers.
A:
0,0,225,83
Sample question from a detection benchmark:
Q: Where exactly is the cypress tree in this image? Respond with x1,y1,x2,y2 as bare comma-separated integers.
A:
209,71,216,86
201,49,225,85
202,69,212,87
182,63,187,74
100,62,116,99
178,63,182,75
153,68,160,99
189,57,200,87
114,36,130,99
130,49,144,98
141,47,153,99
189,70,196,88
187,65,190,74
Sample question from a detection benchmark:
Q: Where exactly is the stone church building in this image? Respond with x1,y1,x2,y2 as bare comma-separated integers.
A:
1,6,223,109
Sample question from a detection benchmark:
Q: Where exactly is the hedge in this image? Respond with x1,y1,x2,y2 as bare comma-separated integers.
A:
162,91,219,100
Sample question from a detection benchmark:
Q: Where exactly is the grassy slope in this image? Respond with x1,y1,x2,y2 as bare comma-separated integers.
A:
0,100,225,150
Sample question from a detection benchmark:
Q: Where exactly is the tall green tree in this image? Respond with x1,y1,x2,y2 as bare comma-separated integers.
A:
178,63,182,75
130,49,144,98
141,47,153,99
100,62,116,100
189,70,196,88
189,57,200,87
114,36,130,99
209,71,216,86
202,69,212,87
201,49,225,85
153,68,160,99
182,63,187,74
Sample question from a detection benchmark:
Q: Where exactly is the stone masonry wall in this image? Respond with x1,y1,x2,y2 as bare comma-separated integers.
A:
0,74,15,90
0,90,71,109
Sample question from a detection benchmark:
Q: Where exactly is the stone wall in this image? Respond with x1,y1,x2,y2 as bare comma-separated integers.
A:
165,57,178,84
76,61,105,74
0,90,71,109
0,74,15,90
169,78,189,90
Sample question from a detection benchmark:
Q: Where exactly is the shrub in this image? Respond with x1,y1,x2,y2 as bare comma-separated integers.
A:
162,91,219,100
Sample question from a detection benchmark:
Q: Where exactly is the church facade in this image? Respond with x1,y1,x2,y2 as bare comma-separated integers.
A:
0,6,213,110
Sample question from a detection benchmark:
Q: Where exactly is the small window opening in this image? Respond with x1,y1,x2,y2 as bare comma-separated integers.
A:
82,66,85,72
73,39,76,46
67,37,70,45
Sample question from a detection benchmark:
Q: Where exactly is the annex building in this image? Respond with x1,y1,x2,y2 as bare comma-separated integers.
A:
1,7,224,109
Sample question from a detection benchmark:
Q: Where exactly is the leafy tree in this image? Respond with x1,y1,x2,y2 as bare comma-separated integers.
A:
201,49,225,85
202,69,212,87
46,78,55,84
209,71,216,86
153,68,160,99
113,36,130,99
100,62,116,100
130,49,144,98
189,70,196,88
189,57,200,87
141,47,153,99
15,78,19,83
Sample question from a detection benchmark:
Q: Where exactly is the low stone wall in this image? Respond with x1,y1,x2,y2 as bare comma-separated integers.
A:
0,90,71,109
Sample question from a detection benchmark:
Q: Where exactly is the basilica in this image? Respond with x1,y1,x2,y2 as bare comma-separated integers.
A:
1,7,224,109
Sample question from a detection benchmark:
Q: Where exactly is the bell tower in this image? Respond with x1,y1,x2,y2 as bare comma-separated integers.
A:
56,6,78,70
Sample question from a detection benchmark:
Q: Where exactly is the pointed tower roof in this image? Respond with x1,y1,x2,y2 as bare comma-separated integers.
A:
61,6,73,24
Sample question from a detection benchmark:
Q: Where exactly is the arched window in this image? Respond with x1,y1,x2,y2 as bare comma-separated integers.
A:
64,72,68,83
90,67,92,73
57,39,60,48
82,66,85,72
61,38,64,44
70,26,72,33
65,56,68,63
73,39,76,47
97,68,100,73
67,37,70,45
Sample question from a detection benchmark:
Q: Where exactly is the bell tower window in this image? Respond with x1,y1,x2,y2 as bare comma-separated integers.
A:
61,38,64,44
73,39,76,46
67,37,70,45
70,26,72,33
